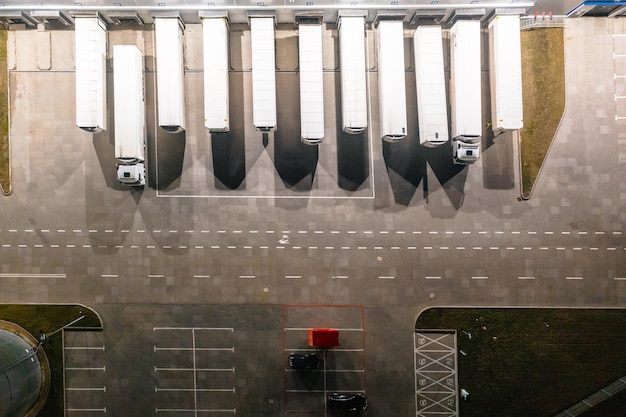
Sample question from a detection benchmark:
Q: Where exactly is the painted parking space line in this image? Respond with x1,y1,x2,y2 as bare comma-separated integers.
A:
66,408,107,413
155,407,236,414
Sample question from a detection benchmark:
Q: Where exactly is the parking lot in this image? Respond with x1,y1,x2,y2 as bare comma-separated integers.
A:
153,327,237,415
283,305,366,415
64,331,108,416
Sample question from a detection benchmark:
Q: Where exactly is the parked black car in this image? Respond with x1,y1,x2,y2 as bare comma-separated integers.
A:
288,353,320,370
327,392,367,413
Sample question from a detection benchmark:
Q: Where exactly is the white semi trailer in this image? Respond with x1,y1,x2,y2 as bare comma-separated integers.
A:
113,45,146,186
154,17,186,133
449,20,482,164
338,13,367,134
75,14,107,133
298,21,325,144
202,16,230,132
413,25,448,147
250,16,277,131
489,14,523,131
376,19,407,142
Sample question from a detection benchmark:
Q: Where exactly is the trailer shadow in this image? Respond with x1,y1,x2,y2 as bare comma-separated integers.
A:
333,73,370,192
424,144,467,212
211,131,246,190
382,137,426,206
154,129,186,191
481,129,515,190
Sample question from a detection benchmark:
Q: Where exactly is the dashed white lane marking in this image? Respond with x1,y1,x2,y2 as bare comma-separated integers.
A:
471,276,488,280
425,276,441,280
148,274,164,278
518,276,535,280
332,275,348,279
615,277,626,280
101,274,118,278
239,275,255,279
193,275,211,278
566,276,583,280
285,275,301,279
378,276,395,279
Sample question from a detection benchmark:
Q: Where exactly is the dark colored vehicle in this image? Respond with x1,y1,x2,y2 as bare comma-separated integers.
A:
288,353,320,370
327,393,367,413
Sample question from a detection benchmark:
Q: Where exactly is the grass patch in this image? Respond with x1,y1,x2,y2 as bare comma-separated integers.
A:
0,30,8,194
520,28,565,198
0,304,102,417
416,308,626,417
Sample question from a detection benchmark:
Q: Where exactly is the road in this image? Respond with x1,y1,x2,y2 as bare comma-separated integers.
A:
0,17,624,417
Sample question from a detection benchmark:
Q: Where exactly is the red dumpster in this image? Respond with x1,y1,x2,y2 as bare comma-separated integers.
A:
308,328,339,348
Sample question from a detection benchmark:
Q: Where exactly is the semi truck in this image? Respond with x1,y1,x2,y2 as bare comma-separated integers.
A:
202,15,230,132
298,20,325,144
154,16,186,133
113,45,146,186
413,25,448,147
74,14,107,133
250,16,277,131
488,14,523,131
376,19,407,142
449,20,482,164
338,13,367,134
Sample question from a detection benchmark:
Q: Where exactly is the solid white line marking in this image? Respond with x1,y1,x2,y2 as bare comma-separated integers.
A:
155,367,235,372
65,346,105,351
285,327,362,332
155,387,235,393
66,367,106,371
154,347,234,352
155,408,236,414
0,273,66,278
66,387,106,392
67,408,106,413
153,327,234,331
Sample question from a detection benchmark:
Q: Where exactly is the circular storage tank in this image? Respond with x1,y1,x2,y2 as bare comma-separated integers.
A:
0,329,43,417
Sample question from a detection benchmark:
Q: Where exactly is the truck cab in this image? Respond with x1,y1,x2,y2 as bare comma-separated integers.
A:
117,162,145,186
452,136,481,164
